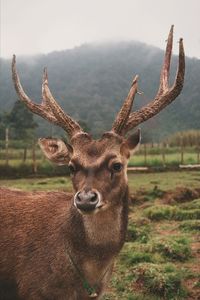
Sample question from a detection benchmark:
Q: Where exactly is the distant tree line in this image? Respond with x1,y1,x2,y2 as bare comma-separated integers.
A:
0,41,199,141
166,130,200,147
1,100,200,149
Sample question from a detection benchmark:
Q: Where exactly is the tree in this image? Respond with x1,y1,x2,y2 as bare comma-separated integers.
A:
8,100,38,140
8,100,38,164
166,130,200,147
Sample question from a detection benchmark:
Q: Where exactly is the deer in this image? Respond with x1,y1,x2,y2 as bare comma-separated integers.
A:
0,26,185,300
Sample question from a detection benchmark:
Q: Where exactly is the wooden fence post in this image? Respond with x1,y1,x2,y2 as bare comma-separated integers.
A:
181,145,184,164
23,147,27,163
32,142,37,174
162,143,166,166
144,144,147,166
197,147,200,164
5,127,9,166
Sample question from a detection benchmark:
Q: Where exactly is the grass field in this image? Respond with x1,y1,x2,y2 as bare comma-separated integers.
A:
129,152,199,167
0,171,200,299
1,170,200,191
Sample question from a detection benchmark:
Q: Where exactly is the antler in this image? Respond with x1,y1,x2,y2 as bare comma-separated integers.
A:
123,25,185,134
112,75,139,135
12,55,83,138
112,25,185,136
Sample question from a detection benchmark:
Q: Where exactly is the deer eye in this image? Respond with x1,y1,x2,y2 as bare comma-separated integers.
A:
112,162,123,172
68,163,76,174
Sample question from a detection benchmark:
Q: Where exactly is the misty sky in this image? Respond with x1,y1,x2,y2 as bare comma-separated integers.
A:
1,0,200,59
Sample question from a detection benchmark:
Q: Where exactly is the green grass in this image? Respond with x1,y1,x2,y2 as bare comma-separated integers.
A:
1,170,200,192
131,263,187,299
144,205,176,221
126,223,151,243
144,205,200,221
0,177,73,191
179,220,200,232
120,250,153,265
151,236,191,261
129,152,199,166
175,209,200,220
128,171,200,191
180,198,200,210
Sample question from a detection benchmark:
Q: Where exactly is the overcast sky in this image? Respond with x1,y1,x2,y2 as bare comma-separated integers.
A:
1,0,200,59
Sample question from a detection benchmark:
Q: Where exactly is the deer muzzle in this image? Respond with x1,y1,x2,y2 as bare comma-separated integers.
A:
74,190,102,213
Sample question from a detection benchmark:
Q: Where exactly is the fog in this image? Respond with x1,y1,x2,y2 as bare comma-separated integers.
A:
1,0,200,58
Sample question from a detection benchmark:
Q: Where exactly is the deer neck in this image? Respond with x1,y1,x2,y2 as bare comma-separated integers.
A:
82,205,126,249
65,187,129,293
69,186,129,255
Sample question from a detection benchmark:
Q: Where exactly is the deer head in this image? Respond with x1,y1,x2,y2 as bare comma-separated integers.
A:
12,26,185,214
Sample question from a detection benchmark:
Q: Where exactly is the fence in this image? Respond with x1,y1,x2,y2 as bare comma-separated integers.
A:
129,143,200,167
0,142,200,178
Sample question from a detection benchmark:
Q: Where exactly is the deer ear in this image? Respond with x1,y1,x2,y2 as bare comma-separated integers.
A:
121,129,141,157
38,138,72,165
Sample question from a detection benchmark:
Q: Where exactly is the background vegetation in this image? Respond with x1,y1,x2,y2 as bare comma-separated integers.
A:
1,41,200,141
1,130,200,178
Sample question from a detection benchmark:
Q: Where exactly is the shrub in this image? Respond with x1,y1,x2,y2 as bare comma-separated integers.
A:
174,209,200,221
144,205,177,221
121,251,153,266
152,236,191,261
126,223,150,243
179,220,200,231
180,199,200,210
133,263,186,299
144,205,200,221
165,188,200,204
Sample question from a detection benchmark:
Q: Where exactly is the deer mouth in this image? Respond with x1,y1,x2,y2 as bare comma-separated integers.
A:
76,205,104,215
78,203,99,213
77,201,107,215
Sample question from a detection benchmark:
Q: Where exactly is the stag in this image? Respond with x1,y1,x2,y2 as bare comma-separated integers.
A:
0,26,185,300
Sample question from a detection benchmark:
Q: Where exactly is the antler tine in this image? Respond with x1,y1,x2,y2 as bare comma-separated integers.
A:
42,67,48,101
112,75,139,134
123,26,185,134
174,38,185,89
41,67,54,110
12,55,83,138
12,55,59,125
157,25,174,96
42,72,82,137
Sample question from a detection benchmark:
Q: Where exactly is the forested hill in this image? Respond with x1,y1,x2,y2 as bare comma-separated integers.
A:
0,41,200,141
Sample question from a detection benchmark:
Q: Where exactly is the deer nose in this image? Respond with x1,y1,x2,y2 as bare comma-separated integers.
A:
74,190,100,212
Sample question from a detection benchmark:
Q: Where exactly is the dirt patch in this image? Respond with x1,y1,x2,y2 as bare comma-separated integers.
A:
184,278,200,300
130,186,200,206
130,186,166,205
129,189,150,205
154,221,179,236
161,187,200,205
176,236,200,300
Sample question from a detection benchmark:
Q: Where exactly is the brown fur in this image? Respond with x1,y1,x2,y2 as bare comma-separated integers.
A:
0,133,134,300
